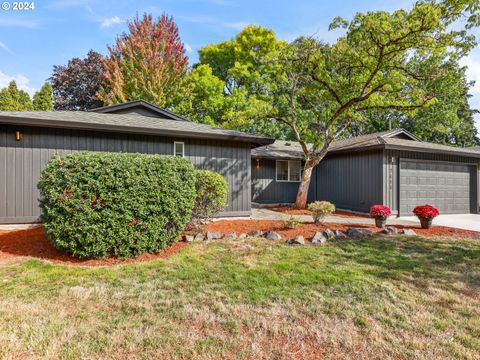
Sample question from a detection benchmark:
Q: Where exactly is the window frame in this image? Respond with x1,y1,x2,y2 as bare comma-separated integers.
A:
173,141,185,157
276,160,302,183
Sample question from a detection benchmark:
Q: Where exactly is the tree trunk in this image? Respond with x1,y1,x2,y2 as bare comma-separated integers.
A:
294,159,316,209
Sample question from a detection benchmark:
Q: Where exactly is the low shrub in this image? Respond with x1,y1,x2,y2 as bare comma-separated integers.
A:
413,205,439,220
191,169,228,223
38,152,196,259
307,201,336,224
370,205,391,219
283,216,302,229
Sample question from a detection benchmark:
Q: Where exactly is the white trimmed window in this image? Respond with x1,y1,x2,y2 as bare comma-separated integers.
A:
276,160,301,182
174,142,184,157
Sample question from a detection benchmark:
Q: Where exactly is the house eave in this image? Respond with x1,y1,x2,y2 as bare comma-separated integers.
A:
384,144,480,159
0,116,274,146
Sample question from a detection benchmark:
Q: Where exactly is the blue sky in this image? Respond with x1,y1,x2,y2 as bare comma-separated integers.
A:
1,0,479,130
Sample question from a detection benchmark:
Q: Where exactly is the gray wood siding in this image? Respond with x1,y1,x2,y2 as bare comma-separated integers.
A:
0,124,251,223
252,151,384,212
312,151,384,213
384,150,479,215
251,158,305,203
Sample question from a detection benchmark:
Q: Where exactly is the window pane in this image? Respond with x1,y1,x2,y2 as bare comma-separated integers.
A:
289,161,301,182
276,161,288,181
174,142,184,157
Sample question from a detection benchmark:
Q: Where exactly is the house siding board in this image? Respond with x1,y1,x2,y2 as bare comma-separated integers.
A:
0,124,251,224
251,158,301,204
385,149,480,215
252,151,384,211
312,151,384,213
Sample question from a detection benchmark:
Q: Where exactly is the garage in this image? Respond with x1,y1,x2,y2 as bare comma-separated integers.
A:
399,159,473,215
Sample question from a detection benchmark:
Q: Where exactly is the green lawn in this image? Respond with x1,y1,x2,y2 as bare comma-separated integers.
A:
1,235,479,359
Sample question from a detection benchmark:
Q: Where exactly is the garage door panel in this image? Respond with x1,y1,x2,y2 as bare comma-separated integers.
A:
399,159,472,215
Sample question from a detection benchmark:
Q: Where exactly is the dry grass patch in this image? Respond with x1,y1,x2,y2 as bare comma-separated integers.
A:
0,235,479,359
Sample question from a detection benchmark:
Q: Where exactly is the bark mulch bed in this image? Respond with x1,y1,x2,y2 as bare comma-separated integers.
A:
0,226,188,266
203,219,479,240
1,219,477,266
266,205,371,218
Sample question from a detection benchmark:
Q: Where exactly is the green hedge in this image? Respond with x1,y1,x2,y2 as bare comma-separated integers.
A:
191,169,228,222
38,152,196,259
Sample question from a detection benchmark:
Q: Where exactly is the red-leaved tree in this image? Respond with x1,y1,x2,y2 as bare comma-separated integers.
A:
99,13,189,107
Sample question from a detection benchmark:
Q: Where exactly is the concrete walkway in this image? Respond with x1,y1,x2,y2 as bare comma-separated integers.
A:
399,214,480,232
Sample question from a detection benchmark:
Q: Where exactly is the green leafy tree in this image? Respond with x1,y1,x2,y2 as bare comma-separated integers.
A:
171,64,226,125
99,13,188,108
0,81,33,110
33,82,53,111
348,57,479,146
269,2,477,208
193,25,290,137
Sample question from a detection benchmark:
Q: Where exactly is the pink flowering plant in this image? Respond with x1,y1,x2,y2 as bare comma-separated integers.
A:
370,205,391,219
413,205,439,220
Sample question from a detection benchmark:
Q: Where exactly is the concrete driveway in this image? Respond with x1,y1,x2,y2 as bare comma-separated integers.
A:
398,214,480,232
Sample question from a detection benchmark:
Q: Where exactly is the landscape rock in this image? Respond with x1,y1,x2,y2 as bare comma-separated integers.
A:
265,231,282,240
381,226,398,235
402,228,417,236
223,232,237,240
286,235,305,245
335,230,348,240
247,230,263,237
311,232,327,245
206,231,222,240
237,233,247,239
183,235,194,243
194,233,205,241
346,227,374,238
323,229,336,240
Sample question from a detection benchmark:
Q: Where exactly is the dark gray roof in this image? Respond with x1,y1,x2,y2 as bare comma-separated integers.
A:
0,111,274,146
252,129,480,159
91,100,190,122
383,138,480,158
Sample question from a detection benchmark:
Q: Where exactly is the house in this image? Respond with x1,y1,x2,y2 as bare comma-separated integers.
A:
252,129,480,216
0,100,274,224
1,101,479,224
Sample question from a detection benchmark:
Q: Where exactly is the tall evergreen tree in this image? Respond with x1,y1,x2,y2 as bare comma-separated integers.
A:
33,82,53,111
0,81,33,110
99,13,188,108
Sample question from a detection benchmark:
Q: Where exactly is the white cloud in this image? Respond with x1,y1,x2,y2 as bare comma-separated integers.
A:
222,21,251,31
0,41,13,54
101,16,121,29
460,53,480,131
0,71,36,96
184,42,193,53
461,55,480,94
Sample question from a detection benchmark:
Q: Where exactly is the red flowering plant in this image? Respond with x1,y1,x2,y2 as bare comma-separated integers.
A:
413,205,439,220
370,205,391,219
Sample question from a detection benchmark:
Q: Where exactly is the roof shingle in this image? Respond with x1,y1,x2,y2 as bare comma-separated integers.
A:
0,111,274,146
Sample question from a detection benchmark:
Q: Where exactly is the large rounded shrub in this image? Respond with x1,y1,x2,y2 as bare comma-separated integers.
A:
38,152,196,259
191,169,228,223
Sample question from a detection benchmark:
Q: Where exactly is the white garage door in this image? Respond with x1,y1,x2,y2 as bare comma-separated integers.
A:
399,159,472,215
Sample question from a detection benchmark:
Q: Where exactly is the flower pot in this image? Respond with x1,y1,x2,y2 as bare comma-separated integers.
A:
375,217,387,228
419,218,433,229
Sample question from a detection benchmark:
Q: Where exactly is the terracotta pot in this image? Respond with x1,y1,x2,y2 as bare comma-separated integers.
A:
419,217,433,229
375,217,387,228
